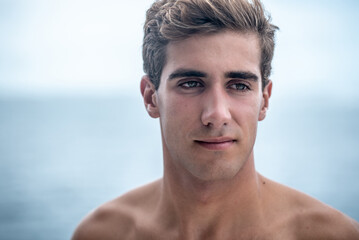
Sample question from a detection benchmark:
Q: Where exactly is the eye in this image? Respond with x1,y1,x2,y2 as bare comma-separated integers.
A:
228,82,250,91
179,81,203,89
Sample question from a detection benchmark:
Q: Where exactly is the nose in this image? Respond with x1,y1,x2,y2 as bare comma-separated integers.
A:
201,86,231,128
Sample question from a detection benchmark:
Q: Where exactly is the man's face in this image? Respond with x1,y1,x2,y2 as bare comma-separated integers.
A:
143,30,271,181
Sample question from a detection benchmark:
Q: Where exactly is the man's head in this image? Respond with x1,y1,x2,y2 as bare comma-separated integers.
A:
142,0,278,90
140,0,277,182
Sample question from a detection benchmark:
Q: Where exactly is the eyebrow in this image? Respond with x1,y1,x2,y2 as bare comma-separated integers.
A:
167,68,259,82
167,69,207,81
225,71,258,81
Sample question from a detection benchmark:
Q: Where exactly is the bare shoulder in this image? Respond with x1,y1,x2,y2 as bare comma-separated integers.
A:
71,180,161,240
292,197,359,240
262,176,359,240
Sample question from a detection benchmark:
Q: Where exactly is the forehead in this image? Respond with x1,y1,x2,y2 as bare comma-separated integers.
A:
162,30,261,81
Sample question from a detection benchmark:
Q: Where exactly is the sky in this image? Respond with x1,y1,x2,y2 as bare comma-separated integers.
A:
0,0,358,101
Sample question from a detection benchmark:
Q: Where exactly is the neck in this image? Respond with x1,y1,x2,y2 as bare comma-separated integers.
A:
158,152,265,239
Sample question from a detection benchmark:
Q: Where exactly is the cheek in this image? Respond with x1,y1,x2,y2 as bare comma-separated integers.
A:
231,97,262,123
159,97,196,136
167,96,197,119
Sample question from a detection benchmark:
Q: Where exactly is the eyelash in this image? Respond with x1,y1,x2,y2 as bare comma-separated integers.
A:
178,80,204,89
178,80,250,92
227,82,250,91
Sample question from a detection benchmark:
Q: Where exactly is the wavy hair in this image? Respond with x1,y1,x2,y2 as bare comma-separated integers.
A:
143,0,279,89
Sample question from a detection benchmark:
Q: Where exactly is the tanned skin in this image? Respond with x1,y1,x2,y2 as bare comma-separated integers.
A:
72,31,359,240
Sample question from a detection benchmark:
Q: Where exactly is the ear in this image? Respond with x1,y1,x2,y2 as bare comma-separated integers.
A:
258,80,272,121
140,75,160,118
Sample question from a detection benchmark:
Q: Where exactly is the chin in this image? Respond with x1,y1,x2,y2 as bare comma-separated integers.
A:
187,161,243,182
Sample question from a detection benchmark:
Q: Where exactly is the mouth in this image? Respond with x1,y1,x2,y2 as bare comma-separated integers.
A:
194,137,237,151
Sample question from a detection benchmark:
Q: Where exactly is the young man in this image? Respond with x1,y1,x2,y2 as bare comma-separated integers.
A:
73,0,359,239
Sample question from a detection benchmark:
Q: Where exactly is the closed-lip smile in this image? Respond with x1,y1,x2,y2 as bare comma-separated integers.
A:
194,137,236,150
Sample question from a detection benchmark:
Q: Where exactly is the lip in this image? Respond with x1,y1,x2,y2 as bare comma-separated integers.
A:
194,137,236,151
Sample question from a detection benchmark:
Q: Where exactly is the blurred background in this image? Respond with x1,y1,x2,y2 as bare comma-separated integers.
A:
0,0,358,239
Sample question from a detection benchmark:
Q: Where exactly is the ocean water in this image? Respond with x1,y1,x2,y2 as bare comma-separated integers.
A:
0,96,358,239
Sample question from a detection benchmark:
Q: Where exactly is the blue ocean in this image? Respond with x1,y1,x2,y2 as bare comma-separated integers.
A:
0,96,358,240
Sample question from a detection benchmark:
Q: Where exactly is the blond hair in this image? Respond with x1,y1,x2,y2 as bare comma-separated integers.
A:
143,0,279,89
